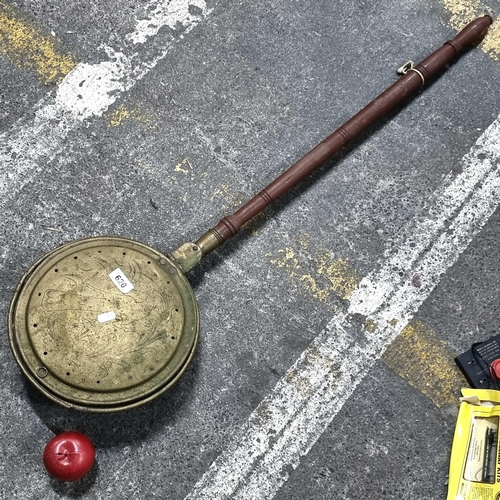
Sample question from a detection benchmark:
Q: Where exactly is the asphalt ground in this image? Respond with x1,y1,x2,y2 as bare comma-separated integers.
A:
1,0,499,498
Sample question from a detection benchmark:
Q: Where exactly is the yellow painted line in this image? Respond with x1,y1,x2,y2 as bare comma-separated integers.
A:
210,182,246,208
0,0,77,85
443,0,481,29
382,320,466,407
107,102,156,128
482,17,500,60
314,249,361,300
174,158,193,175
441,0,500,59
268,237,361,302
269,241,465,406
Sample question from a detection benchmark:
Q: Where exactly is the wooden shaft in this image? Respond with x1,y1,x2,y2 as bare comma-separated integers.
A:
195,15,492,256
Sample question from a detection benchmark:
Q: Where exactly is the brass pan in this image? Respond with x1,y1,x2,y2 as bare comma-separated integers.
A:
9,237,199,412
7,17,492,412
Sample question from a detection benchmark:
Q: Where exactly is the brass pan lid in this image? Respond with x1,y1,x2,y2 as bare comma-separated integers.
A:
8,237,199,412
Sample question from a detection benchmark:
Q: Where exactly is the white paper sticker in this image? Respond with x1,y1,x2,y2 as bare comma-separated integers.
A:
98,311,116,323
108,268,134,293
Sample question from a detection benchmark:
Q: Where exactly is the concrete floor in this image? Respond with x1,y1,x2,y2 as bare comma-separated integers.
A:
1,0,500,498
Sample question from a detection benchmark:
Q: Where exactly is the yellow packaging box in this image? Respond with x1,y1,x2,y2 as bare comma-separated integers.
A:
447,389,500,500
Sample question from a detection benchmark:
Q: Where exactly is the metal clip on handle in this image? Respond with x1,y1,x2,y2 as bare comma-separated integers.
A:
397,60,425,86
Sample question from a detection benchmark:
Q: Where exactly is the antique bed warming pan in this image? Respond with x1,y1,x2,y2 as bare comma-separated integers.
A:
8,17,492,412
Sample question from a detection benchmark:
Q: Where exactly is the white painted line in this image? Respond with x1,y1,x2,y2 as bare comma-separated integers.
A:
127,0,208,44
349,118,500,318
184,116,500,499
0,0,211,200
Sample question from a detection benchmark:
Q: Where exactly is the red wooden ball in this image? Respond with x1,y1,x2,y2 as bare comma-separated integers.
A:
43,431,95,481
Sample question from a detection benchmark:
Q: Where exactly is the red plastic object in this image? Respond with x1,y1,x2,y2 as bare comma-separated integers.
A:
43,431,95,481
490,359,500,381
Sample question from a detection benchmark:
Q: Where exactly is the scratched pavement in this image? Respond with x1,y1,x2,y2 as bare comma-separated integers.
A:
1,0,500,498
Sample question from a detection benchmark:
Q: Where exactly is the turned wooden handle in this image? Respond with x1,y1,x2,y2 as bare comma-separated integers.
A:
194,15,492,256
